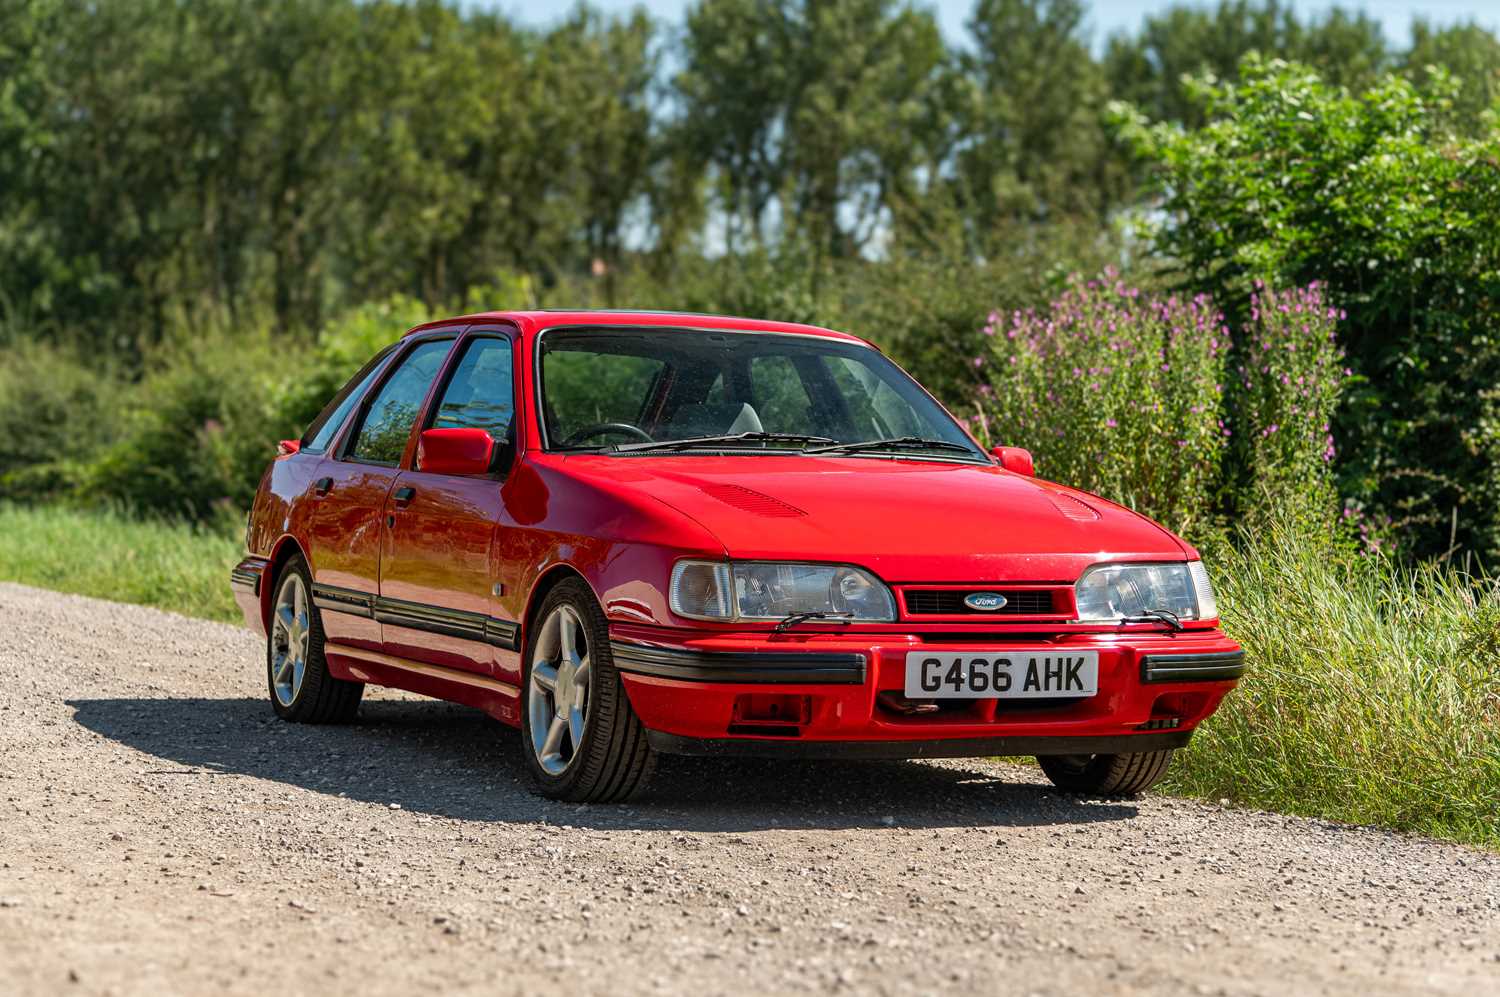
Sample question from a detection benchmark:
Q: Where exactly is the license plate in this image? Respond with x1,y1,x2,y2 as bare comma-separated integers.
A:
903,650,1098,699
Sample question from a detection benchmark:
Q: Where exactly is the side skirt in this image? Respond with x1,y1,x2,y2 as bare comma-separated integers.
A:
323,642,522,726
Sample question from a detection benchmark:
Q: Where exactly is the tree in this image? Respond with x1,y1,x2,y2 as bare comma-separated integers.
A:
1403,20,1500,133
675,0,946,260
1104,1,1387,128
945,0,1126,242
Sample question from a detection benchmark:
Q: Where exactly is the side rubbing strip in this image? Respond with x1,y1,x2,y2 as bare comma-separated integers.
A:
312,586,520,650
311,584,375,618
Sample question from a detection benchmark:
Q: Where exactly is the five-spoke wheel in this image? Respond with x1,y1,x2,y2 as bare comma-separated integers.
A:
265,555,363,723
528,604,591,775
520,578,655,801
270,572,310,707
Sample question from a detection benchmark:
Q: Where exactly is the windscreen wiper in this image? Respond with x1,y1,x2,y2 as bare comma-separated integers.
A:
1120,609,1185,632
802,436,978,457
773,610,854,633
611,432,835,454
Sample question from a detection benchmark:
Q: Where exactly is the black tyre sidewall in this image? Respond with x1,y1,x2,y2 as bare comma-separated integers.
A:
519,579,651,801
266,555,359,723
1038,749,1174,796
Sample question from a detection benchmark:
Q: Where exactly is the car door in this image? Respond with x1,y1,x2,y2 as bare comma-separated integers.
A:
378,331,520,678
307,335,457,650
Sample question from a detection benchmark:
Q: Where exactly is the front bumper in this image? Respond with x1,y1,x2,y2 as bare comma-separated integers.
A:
611,627,1243,758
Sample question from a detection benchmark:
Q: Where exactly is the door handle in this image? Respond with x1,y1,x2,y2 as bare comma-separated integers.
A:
313,476,333,496
393,486,416,507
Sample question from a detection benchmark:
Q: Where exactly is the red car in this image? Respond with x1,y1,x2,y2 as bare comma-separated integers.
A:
231,310,1243,802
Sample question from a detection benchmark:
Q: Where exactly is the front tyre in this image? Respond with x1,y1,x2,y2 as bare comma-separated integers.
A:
1037,749,1174,796
520,579,655,802
267,556,363,723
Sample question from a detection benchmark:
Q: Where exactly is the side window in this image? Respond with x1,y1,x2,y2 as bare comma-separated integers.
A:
748,355,813,432
348,340,453,465
431,338,515,438
301,347,394,454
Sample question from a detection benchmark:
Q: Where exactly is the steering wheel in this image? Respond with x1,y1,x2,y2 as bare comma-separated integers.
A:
560,422,654,447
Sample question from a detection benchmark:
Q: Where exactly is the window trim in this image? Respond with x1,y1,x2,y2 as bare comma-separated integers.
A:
413,329,520,479
336,332,460,468
533,324,851,453
531,324,985,460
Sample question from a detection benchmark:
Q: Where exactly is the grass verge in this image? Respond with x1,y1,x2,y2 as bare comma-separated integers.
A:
0,503,242,622
1167,521,1500,849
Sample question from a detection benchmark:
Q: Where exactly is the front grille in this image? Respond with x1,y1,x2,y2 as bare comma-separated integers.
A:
902,588,1057,616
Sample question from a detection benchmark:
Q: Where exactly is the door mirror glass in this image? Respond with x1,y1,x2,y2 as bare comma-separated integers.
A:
418,428,495,476
990,445,1034,476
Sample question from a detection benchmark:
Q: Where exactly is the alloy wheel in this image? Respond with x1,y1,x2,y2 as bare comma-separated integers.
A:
528,604,591,775
270,572,311,707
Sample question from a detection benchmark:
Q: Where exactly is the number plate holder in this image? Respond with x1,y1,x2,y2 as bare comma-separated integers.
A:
902,650,1099,699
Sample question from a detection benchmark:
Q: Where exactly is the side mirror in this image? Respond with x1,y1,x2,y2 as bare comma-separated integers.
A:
990,445,1034,476
418,428,495,476
277,439,301,457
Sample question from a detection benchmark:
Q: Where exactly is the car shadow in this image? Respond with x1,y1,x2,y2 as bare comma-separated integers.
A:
67,696,1141,832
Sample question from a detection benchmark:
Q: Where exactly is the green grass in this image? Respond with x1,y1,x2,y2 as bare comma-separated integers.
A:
1167,521,1500,848
1,502,1496,848
0,503,242,622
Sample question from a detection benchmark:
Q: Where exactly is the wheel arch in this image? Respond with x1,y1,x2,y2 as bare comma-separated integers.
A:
519,563,601,653
260,534,311,630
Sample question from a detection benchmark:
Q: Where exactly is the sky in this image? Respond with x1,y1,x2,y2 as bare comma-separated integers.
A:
492,0,1500,48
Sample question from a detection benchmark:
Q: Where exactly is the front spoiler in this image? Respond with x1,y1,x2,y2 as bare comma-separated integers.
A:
646,728,1193,760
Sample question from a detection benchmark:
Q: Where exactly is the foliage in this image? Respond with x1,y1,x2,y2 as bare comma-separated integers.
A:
943,0,1129,240
0,340,122,501
967,272,1230,536
1232,282,1347,529
0,503,242,622
676,0,946,259
1402,19,1500,133
963,274,1346,540
1118,56,1500,556
1103,1,1389,128
1170,509,1500,849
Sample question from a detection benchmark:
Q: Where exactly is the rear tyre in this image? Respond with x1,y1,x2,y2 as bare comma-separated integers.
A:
1037,749,1174,796
520,578,655,802
266,556,363,723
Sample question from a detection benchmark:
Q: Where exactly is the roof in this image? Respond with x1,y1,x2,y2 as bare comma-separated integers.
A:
399,309,867,344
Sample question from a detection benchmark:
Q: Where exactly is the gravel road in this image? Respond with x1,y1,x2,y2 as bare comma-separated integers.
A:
1,581,1497,996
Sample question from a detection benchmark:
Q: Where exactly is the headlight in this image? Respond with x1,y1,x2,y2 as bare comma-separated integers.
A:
1074,561,1218,622
669,560,896,622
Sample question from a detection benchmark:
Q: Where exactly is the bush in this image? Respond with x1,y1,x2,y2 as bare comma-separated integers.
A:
0,340,122,501
77,329,310,523
0,294,439,524
964,273,1347,541
967,271,1230,537
1232,280,1347,530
